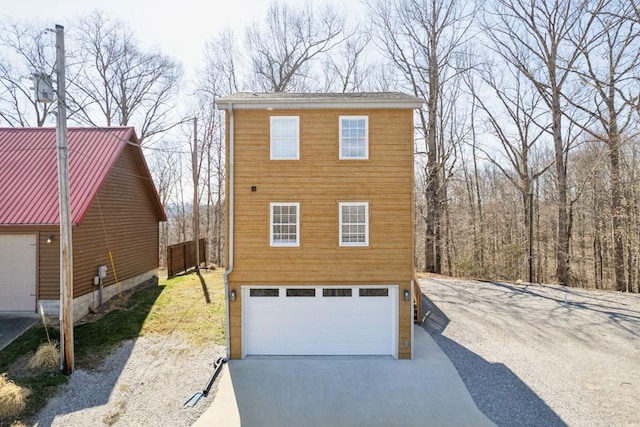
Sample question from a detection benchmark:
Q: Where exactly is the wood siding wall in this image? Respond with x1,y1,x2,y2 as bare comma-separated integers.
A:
34,144,161,301
39,228,60,300
71,144,160,297
226,108,415,359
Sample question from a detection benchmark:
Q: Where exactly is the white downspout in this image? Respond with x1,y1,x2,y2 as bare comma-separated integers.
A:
223,102,234,360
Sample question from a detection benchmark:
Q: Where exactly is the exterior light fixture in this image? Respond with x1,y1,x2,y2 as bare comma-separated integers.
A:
403,289,410,302
230,289,237,302
47,235,54,244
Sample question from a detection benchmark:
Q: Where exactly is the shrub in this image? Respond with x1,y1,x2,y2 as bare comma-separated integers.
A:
0,373,32,419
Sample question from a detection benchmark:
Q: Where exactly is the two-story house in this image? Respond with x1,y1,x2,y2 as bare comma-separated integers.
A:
216,92,424,359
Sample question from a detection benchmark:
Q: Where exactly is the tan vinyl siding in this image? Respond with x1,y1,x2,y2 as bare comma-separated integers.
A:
227,107,415,359
229,292,242,359
229,108,413,284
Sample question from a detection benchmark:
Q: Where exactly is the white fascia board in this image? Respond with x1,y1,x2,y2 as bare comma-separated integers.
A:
216,100,424,110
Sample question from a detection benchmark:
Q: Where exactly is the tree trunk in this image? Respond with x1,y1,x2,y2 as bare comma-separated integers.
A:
607,95,627,292
424,17,442,274
552,92,570,286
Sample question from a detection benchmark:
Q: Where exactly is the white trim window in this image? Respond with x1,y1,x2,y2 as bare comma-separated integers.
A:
339,202,369,246
339,116,368,160
270,202,300,247
270,116,300,160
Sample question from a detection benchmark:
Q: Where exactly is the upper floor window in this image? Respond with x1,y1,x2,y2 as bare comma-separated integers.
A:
339,202,369,247
339,116,368,160
271,116,299,160
270,202,300,247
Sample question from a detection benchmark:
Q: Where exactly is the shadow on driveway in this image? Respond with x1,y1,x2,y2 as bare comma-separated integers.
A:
487,280,640,339
420,292,567,427
31,278,165,425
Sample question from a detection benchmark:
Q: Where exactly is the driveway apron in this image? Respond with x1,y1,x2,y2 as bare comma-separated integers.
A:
193,328,494,427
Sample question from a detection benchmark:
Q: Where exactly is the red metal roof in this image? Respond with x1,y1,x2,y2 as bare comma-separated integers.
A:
0,127,164,225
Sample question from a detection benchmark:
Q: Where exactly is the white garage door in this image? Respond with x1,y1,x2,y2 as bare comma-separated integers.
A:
0,234,37,312
242,285,397,358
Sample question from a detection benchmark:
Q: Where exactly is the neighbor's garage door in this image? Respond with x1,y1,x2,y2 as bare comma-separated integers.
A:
0,234,37,311
242,286,397,357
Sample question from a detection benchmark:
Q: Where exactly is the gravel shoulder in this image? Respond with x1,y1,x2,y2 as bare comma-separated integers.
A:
33,335,225,427
419,277,640,427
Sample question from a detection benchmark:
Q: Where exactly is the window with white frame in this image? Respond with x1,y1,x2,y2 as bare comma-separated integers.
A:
270,203,300,247
339,116,368,159
339,202,369,246
270,116,299,160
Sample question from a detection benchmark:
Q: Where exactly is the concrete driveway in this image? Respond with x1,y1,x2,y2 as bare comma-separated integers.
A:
193,328,494,427
0,312,39,351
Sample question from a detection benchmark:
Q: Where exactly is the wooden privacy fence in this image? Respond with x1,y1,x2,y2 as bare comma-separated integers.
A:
167,238,207,278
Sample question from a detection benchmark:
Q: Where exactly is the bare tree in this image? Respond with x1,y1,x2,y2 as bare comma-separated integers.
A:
197,101,226,267
196,28,242,265
245,0,345,92
566,1,640,291
69,11,183,143
369,0,476,273
467,92,485,269
367,64,402,92
484,0,605,285
204,28,241,95
0,21,55,126
322,29,374,92
147,141,183,266
467,63,554,279
629,0,640,22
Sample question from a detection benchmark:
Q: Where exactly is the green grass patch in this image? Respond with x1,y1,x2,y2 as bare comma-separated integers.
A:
0,269,225,426
74,283,165,360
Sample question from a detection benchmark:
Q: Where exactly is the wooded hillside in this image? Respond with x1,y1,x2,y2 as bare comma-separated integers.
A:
2,0,639,291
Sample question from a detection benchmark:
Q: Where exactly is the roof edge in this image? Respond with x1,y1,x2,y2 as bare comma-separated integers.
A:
216,101,424,110
215,92,425,110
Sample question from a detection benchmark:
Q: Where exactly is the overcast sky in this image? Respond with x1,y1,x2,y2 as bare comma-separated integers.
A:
1,0,366,142
1,0,284,79
1,0,363,82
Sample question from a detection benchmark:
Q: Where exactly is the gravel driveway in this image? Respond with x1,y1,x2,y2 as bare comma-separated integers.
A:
33,336,225,427
419,277,640,427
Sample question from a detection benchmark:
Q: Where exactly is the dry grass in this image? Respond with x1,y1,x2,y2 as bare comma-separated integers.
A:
0,373,32,419
142,269,225,347
27,342,59,371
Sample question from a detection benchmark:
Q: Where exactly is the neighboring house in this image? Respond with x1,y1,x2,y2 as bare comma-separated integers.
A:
216,92,424,359
0,127,166,318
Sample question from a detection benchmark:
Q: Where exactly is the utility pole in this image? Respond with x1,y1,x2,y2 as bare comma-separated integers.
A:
55,24,74,374
193,117,200,271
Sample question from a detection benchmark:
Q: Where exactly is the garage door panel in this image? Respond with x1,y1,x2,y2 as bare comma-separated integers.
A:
243,286,397,357
0,234,37,312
